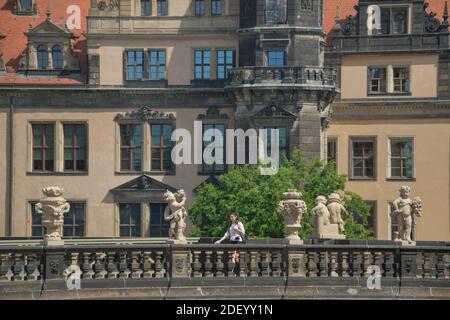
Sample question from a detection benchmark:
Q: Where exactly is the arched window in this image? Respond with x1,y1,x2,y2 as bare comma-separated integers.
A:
52,45,63,69
37,45,48,69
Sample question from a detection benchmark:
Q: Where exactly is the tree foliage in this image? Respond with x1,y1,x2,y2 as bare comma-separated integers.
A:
189,150,375,240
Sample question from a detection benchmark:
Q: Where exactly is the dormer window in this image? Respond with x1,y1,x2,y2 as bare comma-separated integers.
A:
37,45,48,69
13,0,38,16
52,45,63,69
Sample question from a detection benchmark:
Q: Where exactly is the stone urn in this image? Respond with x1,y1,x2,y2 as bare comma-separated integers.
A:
35,187,70,246
278,189,307,244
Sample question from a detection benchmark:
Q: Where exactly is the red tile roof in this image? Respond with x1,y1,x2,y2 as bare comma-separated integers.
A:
0,0,448,86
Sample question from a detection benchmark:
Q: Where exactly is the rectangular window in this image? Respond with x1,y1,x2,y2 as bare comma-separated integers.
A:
368,67,387,94
378,7,408,35
126,50,144,80
157,0,168,16
119,204,141,237
351,138,376,179
267,51,285,67
327,138,337,170
195,0,205,16
63,124,87,171
216,50,234,80
140,0,151,16
202,124,225,173
63,202,85,238
149,49,166,80
390,138,414,178
393,67,410,93
266,127,288,163
265,0,287,24
31,202,45,238
150,203,170,237
32,124,54,172
120,124,143,171
151,124,173,171
211,0,222,16
194,50,211,80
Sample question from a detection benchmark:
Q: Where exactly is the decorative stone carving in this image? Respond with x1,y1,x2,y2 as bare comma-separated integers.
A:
97,0,120,11
339,5,359,36
163,189,188,243
114,106,176,121
35,187,70,246
197,106,229,120
391,186,423,245
278,189,307,244
313,195,346,240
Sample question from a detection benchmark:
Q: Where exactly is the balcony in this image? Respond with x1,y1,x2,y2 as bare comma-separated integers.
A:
0,239,449,299
87,16,239,34
226,66,338,89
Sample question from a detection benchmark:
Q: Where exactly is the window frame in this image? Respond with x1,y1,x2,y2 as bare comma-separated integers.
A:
374,6,409,35
195,0,205,16
387,137,415,180
37,45,49,70
201,123,227,174
119,123,144,172
118,203,143,238
148,49,166,81
263,126,289,164
194,49,211,80
211,0,222,16
150,123,174,172
140,0,152,16
63,123,88,172
125,49,145,81
368,66,387,94
392,65,410,94
31,123,55,172
52,45,63,70
149,203,170,237
327,137,338,171
157,0,168,16
266,50,286,67
216,49,235,80
349,136,377,180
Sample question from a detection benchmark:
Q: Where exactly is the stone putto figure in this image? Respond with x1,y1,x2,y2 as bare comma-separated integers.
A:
327,192,347,234
277,189,307,244
392,186,423,245
35,187,71,244
313,194,346,240
163,189,188,243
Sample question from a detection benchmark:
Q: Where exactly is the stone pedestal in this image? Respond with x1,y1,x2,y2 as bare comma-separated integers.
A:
42,239,65,247
316,224,346,240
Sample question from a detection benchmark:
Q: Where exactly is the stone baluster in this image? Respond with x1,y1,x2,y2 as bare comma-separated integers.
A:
260,251,270,277
374,252,383,276
154,251,165,278
383,251,394,277
0,254,13,281
339,252,350,277
131,251,143,279
271,251,282,277
423,252,435,278
94,252,106,279
118,252,130,278
249,251,259,277
82,252,95,279
26,253,41,280
13,253,25,281
226,251,235,277
204,251,213,277
350,251,361,277
307,252,317,277
318,251,328,277
215,250,224,277
191,251,202,277
436,252,446,279
363,252,372,277
329,251,339,277
142,251,154,278
106,252,119,279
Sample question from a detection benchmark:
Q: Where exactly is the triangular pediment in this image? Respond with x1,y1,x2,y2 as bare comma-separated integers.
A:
111,175,177,192
253,103,296,119
194,175,225,193
26,19,71,36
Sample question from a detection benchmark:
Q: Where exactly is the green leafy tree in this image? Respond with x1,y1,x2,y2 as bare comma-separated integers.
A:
189,150,375,240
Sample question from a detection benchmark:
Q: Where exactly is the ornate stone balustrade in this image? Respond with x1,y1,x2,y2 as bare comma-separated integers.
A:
227,66,337,88
0,241,449,299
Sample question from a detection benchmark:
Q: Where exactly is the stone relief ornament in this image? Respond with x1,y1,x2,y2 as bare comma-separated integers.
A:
391,186,423,245
277,189,307,244
163,189,188,243
313,194,346,240
35,187,70,244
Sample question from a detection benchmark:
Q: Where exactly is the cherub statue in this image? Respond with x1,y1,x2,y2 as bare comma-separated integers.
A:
163,189,188,242
392,186,423,244
327,193,346,234
313,195,330,236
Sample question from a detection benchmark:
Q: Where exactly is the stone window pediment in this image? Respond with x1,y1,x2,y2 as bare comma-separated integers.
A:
110,175,177,202
196,106,229,121
115,106,176,122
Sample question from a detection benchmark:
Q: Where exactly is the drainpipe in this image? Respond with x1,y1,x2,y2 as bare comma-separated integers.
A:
6,95,14,236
